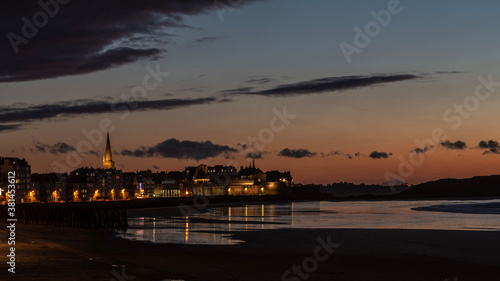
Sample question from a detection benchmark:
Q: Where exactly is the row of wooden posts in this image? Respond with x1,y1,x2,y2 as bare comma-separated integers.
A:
0,203,128,228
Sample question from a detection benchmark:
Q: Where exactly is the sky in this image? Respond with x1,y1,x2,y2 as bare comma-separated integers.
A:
2,0,500,185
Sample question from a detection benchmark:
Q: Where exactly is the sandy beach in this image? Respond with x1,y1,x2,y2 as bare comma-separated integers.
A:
1,207,500,281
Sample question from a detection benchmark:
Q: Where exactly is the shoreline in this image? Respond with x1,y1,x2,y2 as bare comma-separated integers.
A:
125,196,500,218
1,222,500,280
2,198,500,280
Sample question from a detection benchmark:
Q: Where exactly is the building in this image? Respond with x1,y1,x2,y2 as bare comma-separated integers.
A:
68,168,96,202
0,157,32,203
266,170,293,187
102,131,115,170
32,173,67,203
95,131,123,200
182,160,292,196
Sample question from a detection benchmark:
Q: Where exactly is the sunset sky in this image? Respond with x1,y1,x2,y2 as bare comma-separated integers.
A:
2,0,500,184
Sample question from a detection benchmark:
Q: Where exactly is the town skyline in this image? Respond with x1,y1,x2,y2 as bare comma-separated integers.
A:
2,1,500,185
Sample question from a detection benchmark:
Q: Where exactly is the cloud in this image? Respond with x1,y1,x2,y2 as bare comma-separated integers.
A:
411,145,434,154
194,36,221,43
0,0,261,82
34,141,75,155
321,150,341,158
82,150,99,156
121,138,237,160
369,151,392,159
220,87,255,96
278,148,316,158
153,165,160,169
345,152,364,159
245,77,272,84
245,151,264,159
0,97,217,131
435,71,463,74
478,140,500,154
440,140,467,150
223,74,420,97
0,124,22,132
217,98,235,103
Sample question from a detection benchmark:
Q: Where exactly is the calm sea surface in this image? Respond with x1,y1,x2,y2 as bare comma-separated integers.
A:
116,199,500,245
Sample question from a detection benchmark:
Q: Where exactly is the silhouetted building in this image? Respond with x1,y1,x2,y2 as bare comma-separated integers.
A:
95,168,123,200
180,160,291,196
68,168,96,202
0,157,32,203
266,170,293,187
32,173,67,202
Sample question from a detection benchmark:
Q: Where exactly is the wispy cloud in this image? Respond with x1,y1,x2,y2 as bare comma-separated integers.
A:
0,97,217,131
33,141,75,155
222,74,420,97
321,150,342,158
245,151,264,159
245,77,272,84
194,36,221,43
411,145,434,154
0,124,22,132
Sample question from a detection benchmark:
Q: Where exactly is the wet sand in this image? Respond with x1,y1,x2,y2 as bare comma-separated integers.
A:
1,221,499,281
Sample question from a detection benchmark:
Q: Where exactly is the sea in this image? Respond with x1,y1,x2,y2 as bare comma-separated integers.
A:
116,198,500,245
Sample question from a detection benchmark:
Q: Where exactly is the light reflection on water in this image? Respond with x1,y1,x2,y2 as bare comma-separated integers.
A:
116,199,500,245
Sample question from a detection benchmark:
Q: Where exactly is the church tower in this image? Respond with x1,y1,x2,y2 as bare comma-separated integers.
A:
103,131,115,169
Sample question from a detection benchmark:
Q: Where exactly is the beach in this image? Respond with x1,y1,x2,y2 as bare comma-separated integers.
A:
1,204,500,281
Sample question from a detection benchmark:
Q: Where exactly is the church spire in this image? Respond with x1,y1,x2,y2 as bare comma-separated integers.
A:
103,131,115,169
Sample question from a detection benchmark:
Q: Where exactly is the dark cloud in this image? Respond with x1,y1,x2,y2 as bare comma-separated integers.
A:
440,140,467,150
321,151,341,158
245,77,272,84
178,87,203,93
82,150,99,156
0,124,22,132
411,145,434,154
220,87,255,96
0,97,216,131
237,143,248,151
369,151,392,159
34,141,75,155
245,151,264,159
223,74,420,97
478,140,500,154
345,152,364,159
278,148,316,158
435,71,463,74
194,36,220,43
0,0,260,82
121,138,237,160
217,98,235,103
153,165,160,169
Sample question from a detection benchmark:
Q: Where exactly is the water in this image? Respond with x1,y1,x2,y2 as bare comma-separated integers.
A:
116,199,500,245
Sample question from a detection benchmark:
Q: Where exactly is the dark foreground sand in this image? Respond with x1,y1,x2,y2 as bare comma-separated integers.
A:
1,219,500,281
